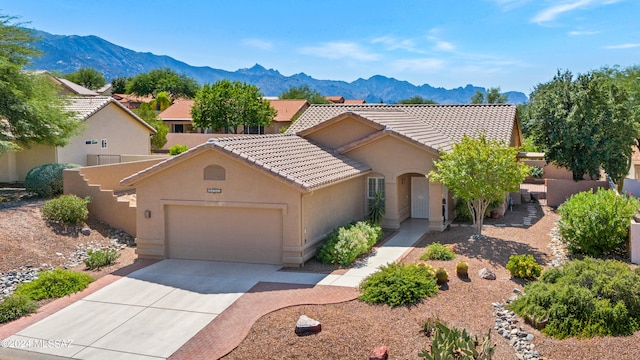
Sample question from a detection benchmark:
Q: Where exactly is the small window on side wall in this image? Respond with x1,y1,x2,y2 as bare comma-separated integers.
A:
204,165,225,180
101,139,107,149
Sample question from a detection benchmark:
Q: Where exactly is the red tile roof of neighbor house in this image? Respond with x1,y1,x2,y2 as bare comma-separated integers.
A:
287,104,519,152
344,99,366,104
325,96,345,103
270,99,310,122
66,96,156,133
111,93,154,104
121,134,370,191
158,99,194,120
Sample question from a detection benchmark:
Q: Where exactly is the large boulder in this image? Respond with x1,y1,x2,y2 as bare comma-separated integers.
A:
295,315,321,336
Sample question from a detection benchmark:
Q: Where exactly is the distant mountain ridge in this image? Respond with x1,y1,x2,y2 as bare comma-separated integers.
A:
28,30,528,104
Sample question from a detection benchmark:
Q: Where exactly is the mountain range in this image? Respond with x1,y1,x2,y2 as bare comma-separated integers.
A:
28,30,528,104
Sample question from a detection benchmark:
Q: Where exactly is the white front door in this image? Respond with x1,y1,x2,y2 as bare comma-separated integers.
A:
411,177,430,219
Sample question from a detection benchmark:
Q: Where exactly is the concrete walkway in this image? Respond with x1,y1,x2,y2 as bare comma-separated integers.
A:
0,219,428,360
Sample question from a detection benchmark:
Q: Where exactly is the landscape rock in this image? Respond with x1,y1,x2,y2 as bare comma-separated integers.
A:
81,227,91,236
478,267,496,280
295,315,321,336
369,346,388,360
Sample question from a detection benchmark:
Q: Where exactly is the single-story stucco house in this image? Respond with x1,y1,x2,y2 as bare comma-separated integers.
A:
0,96,156,182
121,104,522,266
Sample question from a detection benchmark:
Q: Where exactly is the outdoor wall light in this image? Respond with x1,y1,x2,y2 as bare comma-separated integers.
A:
144,210,151,219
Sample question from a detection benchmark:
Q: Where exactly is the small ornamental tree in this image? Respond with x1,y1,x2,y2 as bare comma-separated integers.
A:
428,134,529,234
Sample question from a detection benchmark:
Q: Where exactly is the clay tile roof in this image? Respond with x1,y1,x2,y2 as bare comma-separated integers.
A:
121,134,370,191
287,104,517,152
344,99,366,104
158,99,194,120
269,99,310,122
324,96,345,103
65,96,156,133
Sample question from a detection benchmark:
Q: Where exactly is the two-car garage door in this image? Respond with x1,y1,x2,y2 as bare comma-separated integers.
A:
165,205,283,264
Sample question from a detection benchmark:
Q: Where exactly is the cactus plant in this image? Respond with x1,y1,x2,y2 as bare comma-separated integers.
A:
435,267,449,285
456,261,469,278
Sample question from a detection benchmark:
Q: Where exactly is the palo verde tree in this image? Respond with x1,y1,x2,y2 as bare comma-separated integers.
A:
428,134,529,234
127,67,199,100
0,14,81,155
191,79,276,134
133,103,168,150
525,70,637,188
470,87,508,104
279,85,330,104
61,67,106,90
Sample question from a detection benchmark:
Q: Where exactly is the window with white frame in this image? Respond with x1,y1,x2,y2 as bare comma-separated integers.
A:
101,139,107,149
367,177,385,207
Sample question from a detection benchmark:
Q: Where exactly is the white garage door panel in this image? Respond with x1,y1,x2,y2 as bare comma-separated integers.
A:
166,205,283,264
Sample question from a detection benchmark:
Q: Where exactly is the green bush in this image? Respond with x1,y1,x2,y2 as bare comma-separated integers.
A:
14,269,94,301
359,263,438,307
169,144,188,155
317,221,382,266
558,189,640,256
84,249,120,270
24,163,81,198
529,166,544,178
418,322,495,359
508,258,640,338
420,242,456,261
41,195,91,225
506,254,542,280
0,294,38,324
454,200,472,221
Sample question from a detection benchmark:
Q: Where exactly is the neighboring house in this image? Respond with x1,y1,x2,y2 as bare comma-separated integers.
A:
121,104,522,266
51,77,100,96
111,93,154,110
0,96,156,182
158,99,196,133
267,99,309,133
325,96,366,104
96,83,113,96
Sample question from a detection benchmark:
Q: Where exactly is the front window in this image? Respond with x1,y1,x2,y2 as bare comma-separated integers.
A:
367,177,385,207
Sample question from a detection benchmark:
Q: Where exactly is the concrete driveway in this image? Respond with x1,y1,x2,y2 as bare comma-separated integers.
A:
1,260,326,360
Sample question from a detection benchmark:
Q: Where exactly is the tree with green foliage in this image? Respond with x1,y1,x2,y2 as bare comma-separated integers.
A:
525,70,638,187
61,67,106,90
0,14,81,155
397,96,437,104
428,134,529,234
192,80,276,134
127,67,199,100
279,85,330,104
150,91,171,111
470,87,508,104
133,103,168,150
110,76,129,94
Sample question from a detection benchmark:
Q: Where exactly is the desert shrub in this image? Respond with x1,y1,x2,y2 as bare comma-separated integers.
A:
456,261,469,277
508,258,640,338
0,294,37,324
529,166,544,178
359,263,438,307
558,189,640,256
169,144,188,155
367,189,385,225
14,269,94,301
24,163,81,198
454,200,472,221
418,322,495,359
317,221,382,266
84,249,120,270
421,242,456,261
41,195,91,225
506,254,542,280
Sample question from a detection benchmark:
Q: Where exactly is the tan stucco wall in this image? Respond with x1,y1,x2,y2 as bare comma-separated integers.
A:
0,151,17,183
546,179,609,207
57,103,152,166
344,135,443,230
132,148,303,263
72,159,166,192
12,145,57,181
304,117,379,149
630,220,640,264
301,176,366,262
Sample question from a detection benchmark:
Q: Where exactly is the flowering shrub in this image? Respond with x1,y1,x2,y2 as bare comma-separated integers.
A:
506,254,542,280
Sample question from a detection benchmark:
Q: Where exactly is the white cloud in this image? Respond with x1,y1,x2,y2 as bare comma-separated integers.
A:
568,30,600,36
242,39,274,51
392,58,445,72
604,43,640,49
435,41,455,51
298,42,381,61
371,36,418,52
532,0,623,24
491,0,533,11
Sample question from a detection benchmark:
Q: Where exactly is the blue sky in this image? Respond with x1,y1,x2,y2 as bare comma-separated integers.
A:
2,0,638,94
